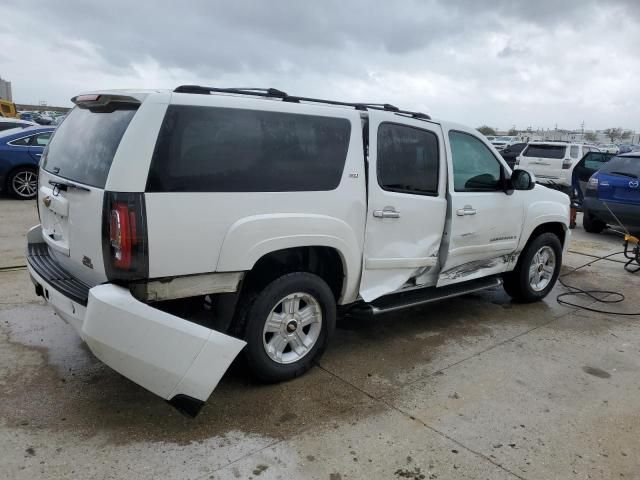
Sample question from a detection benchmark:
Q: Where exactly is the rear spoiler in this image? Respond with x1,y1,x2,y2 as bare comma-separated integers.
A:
71,94,140,112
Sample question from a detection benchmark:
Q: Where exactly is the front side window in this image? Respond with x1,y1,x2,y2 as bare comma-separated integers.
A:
377,123,439,195
147,106,351,192
449,131,502,192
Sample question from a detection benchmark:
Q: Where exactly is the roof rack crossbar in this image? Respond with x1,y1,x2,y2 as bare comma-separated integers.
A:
173,85,431,120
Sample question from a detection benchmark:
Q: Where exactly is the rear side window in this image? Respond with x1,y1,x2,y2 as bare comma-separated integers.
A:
599,156,640,178
42,106,137,188
524,145,567,159
377,123,439,195
147,105,351,192
570,145,579,158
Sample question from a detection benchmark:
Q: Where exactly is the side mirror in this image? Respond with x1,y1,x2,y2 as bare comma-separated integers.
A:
509,169,536,191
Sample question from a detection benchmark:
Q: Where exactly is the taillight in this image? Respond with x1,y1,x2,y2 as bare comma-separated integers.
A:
562,159,573,170
103,192,148,282
109,202,133,269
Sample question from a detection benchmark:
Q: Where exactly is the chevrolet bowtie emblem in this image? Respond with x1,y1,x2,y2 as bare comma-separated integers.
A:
43,195,52,207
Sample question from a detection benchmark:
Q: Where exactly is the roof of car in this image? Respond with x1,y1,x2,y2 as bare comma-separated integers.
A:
619,151,640,157
0,125,55,139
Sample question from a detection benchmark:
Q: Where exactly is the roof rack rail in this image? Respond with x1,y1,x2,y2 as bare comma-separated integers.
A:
173,85,431,121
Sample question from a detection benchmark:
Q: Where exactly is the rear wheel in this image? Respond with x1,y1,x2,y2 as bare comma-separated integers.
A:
8,167,38,200
503,232,562,302
582,208,606,233
238,272,336,383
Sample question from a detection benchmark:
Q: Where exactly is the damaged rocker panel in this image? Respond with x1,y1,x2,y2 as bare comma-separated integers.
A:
131,271,244,302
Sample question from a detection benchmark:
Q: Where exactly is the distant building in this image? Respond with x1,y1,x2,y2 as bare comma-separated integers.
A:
0,76,12,101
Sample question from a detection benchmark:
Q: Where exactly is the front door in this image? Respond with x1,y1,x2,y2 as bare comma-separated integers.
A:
359,114,447,301
438,129,524,286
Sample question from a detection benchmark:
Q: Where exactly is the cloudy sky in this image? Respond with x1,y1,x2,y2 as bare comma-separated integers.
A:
2,0,640,131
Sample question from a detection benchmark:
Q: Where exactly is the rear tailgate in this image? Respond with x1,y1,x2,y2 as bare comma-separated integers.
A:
37,96,144,286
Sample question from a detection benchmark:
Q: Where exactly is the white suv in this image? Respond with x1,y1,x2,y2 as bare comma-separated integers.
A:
515,141,598,190
27,86,570,415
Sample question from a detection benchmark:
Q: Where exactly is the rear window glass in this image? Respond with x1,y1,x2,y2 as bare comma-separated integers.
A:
523,145,567,159
42,106,137,188
599,155,640,178
146,105,351,192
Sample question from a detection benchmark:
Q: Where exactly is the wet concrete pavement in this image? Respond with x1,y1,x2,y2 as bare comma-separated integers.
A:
1,198,639,479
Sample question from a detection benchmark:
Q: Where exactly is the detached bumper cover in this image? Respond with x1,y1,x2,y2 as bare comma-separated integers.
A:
26,226,246,408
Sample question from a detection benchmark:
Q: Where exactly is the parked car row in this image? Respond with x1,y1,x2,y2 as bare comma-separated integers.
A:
19,111,66,125
0,126,55,199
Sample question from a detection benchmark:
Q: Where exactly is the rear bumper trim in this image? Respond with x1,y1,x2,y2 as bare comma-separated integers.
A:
27,242,90,306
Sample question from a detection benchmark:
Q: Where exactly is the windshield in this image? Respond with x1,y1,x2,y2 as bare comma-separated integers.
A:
524,144,567,159
42,106,137,188
598,155,640,178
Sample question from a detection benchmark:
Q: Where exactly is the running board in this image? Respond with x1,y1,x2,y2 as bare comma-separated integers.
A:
353,276,502,316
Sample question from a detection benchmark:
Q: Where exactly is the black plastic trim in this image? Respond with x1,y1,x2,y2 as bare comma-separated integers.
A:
27,243,90,306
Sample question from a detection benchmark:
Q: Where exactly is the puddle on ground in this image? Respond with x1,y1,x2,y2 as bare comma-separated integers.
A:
0,304,385,446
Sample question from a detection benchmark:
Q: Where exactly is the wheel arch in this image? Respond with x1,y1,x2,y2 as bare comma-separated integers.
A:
216,213,363,304
240,246,347,304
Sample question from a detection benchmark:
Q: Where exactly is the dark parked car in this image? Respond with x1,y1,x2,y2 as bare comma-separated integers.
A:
582,152,640,233
0,126,55,199
500,142,527,168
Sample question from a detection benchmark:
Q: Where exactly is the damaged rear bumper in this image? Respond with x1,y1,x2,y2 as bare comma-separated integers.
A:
26,226,246,416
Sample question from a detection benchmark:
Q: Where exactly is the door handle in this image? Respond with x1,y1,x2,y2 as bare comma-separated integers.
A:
373,207,400,219
456,205,477,216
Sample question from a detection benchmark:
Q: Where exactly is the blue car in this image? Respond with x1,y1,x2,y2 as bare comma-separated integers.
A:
583,151,640,233
0,126,55,199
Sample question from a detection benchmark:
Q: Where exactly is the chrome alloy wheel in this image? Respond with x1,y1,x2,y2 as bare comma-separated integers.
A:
262,292,322,364
12,170,38,198
528,246,556,292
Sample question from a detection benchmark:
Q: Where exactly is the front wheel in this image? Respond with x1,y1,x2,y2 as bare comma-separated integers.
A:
239,272,336,383
503,232,562,302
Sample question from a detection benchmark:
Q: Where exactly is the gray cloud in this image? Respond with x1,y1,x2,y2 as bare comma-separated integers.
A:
3,0,640,130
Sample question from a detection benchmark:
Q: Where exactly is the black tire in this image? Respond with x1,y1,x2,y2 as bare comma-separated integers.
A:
582,209,606,234
238,272,336,383
7,167,38,200
503,232,562,302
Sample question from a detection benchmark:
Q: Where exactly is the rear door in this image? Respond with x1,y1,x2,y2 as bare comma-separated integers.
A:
519,144,567,181
359,114,447,301
574,151,612,194
37,99,144,286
